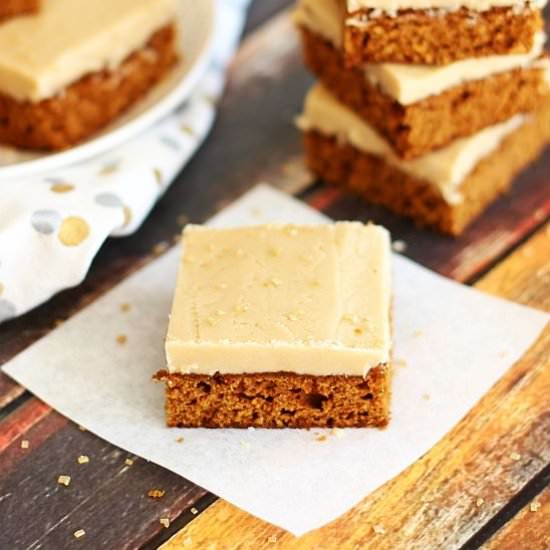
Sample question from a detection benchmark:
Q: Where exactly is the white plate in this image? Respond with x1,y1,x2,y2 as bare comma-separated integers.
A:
0,0,215,181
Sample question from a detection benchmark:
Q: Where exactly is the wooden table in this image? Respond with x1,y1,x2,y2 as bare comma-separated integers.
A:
1,2,549,548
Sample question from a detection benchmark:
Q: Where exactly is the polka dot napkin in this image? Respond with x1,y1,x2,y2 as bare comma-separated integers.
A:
0,0,251,323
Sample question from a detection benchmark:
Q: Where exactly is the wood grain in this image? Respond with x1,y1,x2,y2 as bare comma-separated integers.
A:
161,224,550,550
0,3,548,549
481,487,549,550
0,410,208,550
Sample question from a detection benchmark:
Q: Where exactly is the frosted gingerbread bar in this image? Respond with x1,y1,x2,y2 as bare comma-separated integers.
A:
156,223,393,429
295,0,550,159
299,85,550,235
340,0,546,65
0,0,178,151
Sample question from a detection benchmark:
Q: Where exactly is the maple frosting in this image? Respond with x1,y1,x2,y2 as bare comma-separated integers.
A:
165,223,392,377
0,0,178,102
298,84,526,203
294,0,548,105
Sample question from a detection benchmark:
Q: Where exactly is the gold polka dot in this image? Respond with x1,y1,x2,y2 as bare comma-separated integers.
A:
58,217,90,246
123,206,133,227
154,168,163,186
180,124,196,136
51,183,75,193
99,162,119,176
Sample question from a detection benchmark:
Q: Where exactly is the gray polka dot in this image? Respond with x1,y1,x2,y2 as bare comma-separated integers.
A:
95,193,123,208
159,135,181,151
31,209,62,234
0,299,16,323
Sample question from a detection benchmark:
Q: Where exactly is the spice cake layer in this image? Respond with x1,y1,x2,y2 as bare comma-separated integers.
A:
158,223,392,428
299,85,550,235
341,0,546,65
0,0,178,150
295,0,550,158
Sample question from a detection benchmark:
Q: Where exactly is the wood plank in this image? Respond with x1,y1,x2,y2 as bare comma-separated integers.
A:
0,411,208,550
0,4,548,549
0,398,50,453
481,487,549,550
161,224,550,550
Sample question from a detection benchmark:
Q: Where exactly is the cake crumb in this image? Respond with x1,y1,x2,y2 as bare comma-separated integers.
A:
124,458,134,466
57,475,71,487
412,330,423,338
372,524,386,535
190,507,199,515
331,428,344,438
183,536,193,546
77,455,90,465
148,489,165,499
422,393,430,400
116,334,127,345
267,535,278,543
120,303,131,313
159,517,170,528
73,529,86,539
175,436,184,443
78,425,87,432
316,434,328,442
392,240,407,253
20,440,29,449
476,498,484,507
510,452,521,461
530,501,541,512
153,242,170,256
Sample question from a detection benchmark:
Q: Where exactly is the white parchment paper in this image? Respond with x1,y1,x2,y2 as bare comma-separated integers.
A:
3,185,548,536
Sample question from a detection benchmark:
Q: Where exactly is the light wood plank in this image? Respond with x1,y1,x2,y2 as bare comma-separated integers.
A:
482,487,549,550
161,225,550,549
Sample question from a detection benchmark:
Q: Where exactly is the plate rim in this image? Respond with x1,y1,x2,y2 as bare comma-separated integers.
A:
0,0,216,181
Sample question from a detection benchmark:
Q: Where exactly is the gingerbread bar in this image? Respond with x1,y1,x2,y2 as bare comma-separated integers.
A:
341,0,545,65
294,0,550,159
299,85,550,235
157,223,393,428
0,0,178,151
0,0,39,22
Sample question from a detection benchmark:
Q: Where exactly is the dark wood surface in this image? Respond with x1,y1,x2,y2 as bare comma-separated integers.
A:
0,1,548,548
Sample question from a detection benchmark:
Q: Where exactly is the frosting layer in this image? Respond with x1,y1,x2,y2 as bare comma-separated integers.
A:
166,223,392,377
294,0,547,105
0,0,177,102
298,84,526,203
346,0,546,13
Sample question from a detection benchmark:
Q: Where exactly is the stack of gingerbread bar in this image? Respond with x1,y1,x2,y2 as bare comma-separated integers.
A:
295,0,550,235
